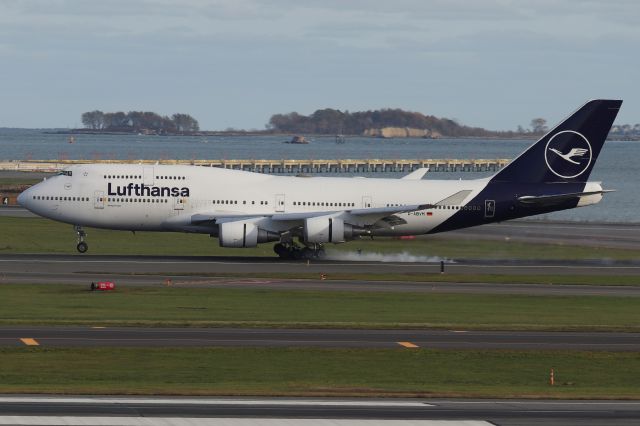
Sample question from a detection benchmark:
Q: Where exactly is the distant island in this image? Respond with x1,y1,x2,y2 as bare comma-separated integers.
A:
58,108,638,140
76,110,200,135
267,108,528,138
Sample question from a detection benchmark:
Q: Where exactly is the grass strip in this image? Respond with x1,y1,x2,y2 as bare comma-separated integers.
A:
0,178,41,186
1,284,639,331
0,347,639,398
2,216,640,260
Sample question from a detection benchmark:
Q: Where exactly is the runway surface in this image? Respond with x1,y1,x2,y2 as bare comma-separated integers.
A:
2,253,640,279
3,206,640,249
0,396,638,425
3,326,640,350
2,252,640,298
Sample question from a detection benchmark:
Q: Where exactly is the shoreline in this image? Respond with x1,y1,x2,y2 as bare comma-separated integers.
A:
33,129,640,141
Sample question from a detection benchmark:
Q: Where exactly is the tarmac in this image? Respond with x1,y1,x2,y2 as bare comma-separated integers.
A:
1,254,640,296
0,396,638,425
2,326,640,350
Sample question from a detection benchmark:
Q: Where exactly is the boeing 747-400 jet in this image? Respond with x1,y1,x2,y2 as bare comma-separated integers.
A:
18,99,621,259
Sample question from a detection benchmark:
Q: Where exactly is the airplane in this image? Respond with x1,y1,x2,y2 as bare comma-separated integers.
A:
18,99,621,259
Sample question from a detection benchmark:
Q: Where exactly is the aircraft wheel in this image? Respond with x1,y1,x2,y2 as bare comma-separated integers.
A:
300,247,314,259
291,248,304,260
273,243,288,258
76,241,88,253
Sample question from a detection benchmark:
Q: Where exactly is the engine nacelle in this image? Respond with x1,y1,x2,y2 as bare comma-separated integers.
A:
304,216,364,243
219,221,280,248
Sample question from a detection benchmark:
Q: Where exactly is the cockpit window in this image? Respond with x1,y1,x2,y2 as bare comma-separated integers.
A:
58,170,73,177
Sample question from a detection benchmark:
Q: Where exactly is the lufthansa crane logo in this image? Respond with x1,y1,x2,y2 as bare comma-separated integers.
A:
544,130,592,179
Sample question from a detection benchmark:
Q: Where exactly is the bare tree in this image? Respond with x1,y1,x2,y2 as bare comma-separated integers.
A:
172,113,200,132
530,118,548,134
81,110,105,130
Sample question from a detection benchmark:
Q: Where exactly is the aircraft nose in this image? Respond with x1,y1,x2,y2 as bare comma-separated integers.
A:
17,189,29,207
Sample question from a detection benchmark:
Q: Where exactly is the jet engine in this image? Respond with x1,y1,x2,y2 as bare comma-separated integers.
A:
218,221,280,248
303,216,365,243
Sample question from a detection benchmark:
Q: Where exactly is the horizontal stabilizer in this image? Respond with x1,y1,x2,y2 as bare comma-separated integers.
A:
517,190,614,205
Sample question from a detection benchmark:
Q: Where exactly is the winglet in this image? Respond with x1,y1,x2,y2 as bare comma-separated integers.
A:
401,168,429,180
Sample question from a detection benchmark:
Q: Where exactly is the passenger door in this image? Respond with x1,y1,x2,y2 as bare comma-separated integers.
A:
94,190,104,209
143,167,155,186
275,194,286,212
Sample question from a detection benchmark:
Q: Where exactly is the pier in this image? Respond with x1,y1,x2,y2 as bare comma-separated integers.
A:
0,158,510,174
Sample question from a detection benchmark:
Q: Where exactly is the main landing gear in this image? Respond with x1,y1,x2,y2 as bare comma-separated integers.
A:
273,242,326,260
75,225,88,253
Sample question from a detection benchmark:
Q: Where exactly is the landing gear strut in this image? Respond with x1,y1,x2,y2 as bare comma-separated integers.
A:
274,242,325,260
75,225,88,253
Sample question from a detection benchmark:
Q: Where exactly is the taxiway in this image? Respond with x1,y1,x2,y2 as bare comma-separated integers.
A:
2,326,639,350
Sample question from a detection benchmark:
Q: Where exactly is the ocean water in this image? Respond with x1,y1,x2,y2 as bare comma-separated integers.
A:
0,129,637,223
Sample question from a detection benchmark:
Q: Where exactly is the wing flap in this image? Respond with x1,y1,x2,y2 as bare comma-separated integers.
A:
269,204,433,221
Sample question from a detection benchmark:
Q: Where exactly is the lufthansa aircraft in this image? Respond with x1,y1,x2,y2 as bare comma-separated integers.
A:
18,99,621,259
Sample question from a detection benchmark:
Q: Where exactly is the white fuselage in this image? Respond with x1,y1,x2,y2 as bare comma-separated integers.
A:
19,163,489,237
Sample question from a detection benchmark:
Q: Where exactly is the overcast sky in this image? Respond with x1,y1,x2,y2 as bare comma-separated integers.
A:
0,0,638,130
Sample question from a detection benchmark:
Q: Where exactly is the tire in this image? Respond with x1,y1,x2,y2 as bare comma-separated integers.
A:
300,247,314,259
273,243,288,258
77,241,88,253
291,248,304,260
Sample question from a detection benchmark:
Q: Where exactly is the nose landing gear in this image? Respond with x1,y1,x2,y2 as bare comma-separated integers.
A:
75,225,88,253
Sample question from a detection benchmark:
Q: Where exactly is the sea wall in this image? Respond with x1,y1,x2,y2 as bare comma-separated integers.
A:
363,127,442,138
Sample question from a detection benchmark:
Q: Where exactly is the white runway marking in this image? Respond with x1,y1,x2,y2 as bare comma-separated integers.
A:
0,397,431,407
0,418,490,426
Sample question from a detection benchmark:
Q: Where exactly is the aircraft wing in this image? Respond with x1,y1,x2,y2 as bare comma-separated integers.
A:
271,203,434,221
190,203,434,226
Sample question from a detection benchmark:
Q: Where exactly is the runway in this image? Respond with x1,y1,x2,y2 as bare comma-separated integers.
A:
0,396,638,425
2,253,640,278
3,326,640,350
2,252,640,297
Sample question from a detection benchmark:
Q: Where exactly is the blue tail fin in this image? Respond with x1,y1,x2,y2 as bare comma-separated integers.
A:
491,99,622,183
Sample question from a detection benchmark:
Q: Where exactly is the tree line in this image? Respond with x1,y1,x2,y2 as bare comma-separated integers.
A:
81,110,199,134
267,108,536,137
